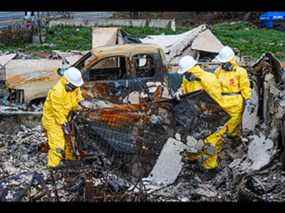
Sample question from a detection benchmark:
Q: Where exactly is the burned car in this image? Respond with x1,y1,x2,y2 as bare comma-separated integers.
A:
67,89,229,179
73,43,169,104
2,44,168,107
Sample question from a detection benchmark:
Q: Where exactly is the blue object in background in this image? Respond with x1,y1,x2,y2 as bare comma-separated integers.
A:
260,12,285,29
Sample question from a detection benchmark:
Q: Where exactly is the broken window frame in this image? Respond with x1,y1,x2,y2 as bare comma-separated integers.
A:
132,53,156,78
73,51,92,71
130,51,164,81
83,55,129,82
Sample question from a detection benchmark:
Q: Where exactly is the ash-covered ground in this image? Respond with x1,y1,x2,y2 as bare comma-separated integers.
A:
0,122,284,202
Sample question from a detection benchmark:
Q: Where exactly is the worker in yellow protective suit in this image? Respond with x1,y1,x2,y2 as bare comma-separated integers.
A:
42,67,84,169
214,46,252,143
175,56,228,172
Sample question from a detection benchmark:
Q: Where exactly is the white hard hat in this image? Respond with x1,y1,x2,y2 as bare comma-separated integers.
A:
214,46,235,63
177,56,197,74
64,67,84,87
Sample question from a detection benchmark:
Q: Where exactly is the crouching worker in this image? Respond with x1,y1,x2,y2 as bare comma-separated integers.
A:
42,67,84,169
175,56,228,175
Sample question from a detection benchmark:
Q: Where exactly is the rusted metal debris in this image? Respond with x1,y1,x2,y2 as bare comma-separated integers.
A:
70,90,229,179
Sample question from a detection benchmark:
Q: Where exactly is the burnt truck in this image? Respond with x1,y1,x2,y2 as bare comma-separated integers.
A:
2,44,169,108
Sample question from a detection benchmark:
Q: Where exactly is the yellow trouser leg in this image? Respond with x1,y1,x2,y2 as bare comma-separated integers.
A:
222,95,244,137
202,126,227,170
45,125,66,168
205,126,227,147
202,154,218,170
224,109,243,138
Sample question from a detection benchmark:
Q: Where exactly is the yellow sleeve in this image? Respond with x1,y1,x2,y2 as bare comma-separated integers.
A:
188,66,205,79
214,67,221,76
181,77,188,94
50,87,68,125
238,67,252,100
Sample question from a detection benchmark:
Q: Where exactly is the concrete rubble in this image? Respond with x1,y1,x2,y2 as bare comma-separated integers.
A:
229,133,276,173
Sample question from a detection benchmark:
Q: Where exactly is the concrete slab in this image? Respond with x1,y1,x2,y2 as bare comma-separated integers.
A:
230,131,276,173
247,133,275,171
143,137,188,187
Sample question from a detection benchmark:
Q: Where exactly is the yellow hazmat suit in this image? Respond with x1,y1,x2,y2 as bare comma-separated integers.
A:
181,66,228,169
181,62,251,170
215,59,252,138
42,77,84,168
196,60,252,170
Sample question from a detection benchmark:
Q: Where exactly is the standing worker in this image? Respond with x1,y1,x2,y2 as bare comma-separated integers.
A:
213,46,252,144
42,67,84,169
175,56,229,174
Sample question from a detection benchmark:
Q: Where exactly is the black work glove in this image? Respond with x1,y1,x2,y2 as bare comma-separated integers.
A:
184,72,199,81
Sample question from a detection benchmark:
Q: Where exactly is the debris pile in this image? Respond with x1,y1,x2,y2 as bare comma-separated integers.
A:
0,23,284,202
0,125,148,201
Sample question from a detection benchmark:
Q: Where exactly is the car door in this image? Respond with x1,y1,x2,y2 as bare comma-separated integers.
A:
81,55,131,103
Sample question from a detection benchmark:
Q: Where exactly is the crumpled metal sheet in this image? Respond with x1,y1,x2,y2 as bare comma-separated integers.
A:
248,134,276,171
140,25,224,64
230,132,276,173
191,29,224,53
173,91,229,141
